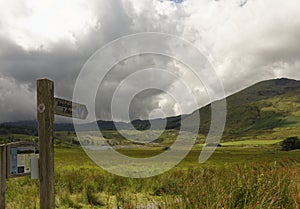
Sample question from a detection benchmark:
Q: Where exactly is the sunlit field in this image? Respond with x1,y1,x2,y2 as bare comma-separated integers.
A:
4,130,300,209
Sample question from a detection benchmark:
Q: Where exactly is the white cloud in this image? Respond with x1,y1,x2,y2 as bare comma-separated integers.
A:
0,0,300,122
0,0,98,50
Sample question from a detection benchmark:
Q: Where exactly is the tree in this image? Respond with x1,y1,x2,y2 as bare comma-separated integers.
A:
281,136,300,151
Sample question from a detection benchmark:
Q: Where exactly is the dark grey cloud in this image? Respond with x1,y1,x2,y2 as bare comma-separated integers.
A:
0,0,134,122
0,0,300,123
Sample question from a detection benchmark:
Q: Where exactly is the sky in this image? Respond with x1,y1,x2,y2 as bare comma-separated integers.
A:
0,0,300,123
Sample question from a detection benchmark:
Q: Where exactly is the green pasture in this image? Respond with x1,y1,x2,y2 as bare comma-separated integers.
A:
1,129,300,208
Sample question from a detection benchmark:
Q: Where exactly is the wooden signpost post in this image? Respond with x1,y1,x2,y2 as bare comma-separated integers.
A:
37,78,88,209
37,79,55,209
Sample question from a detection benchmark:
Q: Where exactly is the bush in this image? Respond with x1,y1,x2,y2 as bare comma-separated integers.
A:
205,143,222,147
281,136,300,151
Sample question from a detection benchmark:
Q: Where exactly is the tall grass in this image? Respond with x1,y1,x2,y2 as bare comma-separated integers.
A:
6,160,299,208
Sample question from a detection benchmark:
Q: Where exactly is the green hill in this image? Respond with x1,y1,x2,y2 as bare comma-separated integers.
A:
2,78,300,142
184,78,300,137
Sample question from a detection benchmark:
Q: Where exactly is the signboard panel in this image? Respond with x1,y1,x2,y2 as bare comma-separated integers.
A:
54,97,88,119
6,142,38,178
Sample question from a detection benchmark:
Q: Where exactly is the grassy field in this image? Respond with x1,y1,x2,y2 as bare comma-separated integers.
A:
3,133,300,209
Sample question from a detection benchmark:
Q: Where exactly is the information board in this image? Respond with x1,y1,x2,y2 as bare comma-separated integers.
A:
6,142,38,178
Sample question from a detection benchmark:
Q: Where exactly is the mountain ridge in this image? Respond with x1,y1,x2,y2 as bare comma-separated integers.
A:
2,78,300,136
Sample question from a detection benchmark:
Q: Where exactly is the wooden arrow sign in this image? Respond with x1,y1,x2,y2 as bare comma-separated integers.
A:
54,97,88,119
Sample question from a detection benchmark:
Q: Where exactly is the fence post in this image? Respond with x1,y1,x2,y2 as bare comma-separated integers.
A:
0,145,6,209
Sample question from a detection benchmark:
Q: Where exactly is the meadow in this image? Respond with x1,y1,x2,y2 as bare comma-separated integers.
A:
3,129,300,209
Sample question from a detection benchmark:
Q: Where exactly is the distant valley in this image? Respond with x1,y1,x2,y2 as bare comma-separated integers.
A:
2,78,300,141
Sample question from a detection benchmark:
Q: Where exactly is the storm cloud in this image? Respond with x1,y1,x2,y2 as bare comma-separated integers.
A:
0,0,300,123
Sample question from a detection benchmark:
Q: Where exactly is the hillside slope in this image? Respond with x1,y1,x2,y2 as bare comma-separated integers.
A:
2,78,300,138
186,78,300,135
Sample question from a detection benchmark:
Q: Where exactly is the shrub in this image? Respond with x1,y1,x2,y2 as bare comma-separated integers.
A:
205,143,222,147
281,136,300,151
